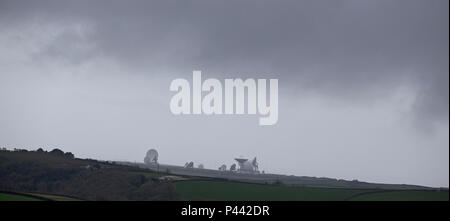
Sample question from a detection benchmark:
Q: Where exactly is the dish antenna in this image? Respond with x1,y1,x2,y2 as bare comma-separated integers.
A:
252,157,258,169
185,161,194,168
230,164,236,171
144,149,158,165
235,156,248,164
218,164,227,171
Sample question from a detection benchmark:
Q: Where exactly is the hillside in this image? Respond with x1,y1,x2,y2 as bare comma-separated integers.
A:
0,149,176,200
0,149,448,201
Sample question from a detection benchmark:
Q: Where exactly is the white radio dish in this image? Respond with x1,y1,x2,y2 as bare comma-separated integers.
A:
144,149,158,164
235,156,259,174
230,164,236,171
218,164,227,171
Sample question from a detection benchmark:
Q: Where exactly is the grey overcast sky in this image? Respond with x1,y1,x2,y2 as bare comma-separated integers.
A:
0,0,448,187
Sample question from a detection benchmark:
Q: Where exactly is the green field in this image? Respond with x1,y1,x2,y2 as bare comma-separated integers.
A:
0,193,42,201
350,190,449,201
175,180,449,201
27,193,80,201
1,150,448,201
0,192,81,201
175,180,366,200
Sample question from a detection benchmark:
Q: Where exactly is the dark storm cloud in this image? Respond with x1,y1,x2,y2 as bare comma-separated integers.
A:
1,0,447,125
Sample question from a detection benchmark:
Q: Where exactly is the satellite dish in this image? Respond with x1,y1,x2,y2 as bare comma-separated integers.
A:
185,161,194,168
144,149,158,164
218,164,227,171
235,157,248,164
230,164,236,171
252,157,259,172
252,157,258,167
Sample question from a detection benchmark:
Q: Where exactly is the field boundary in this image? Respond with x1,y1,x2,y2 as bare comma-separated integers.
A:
0,190,85,201
343,189,449,201
0,190,52,201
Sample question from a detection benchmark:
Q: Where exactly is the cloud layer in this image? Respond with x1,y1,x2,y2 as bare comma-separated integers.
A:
0,0,448,187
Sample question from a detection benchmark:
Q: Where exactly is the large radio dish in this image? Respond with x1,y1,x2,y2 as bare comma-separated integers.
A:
218,164,227,171
230,164,236,171
235,157,248,164
252,157,258,167
144,149,158,164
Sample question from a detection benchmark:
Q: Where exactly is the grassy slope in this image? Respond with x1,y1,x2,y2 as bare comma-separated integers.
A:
1,150,448,201
26,193,80,201
0,192,79,201
0,150,175,200
0,193,42,201
175,180,449,201
175,180,366,201
350,190,449,201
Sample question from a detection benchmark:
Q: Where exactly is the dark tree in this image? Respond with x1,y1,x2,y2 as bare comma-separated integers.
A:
50,148,65,157
64,152,75,159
